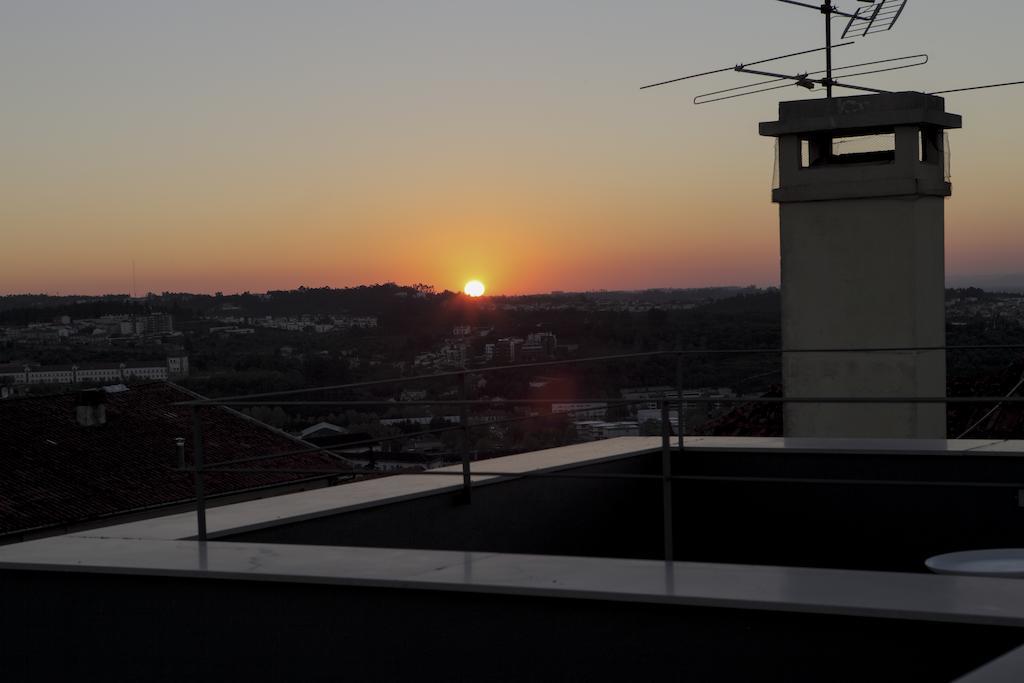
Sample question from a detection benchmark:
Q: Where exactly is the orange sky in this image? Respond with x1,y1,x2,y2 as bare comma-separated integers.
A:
1,2,1022,296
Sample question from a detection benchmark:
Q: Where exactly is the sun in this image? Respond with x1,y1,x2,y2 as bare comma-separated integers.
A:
464,280,486,297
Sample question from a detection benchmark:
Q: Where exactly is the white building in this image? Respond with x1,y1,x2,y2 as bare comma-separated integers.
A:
335,316,378,329
620,386,677,411
572,420,639,441
0,356,189,386
552,402,607,420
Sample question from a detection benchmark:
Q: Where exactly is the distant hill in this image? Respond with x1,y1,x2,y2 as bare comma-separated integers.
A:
0,283,1016,325
947,274,1024,293
506,286,762,303
0,293,130,313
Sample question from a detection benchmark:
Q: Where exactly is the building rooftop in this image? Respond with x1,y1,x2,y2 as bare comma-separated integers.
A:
3,436,1024,680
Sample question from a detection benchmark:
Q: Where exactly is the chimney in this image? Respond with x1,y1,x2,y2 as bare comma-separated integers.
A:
76,389,107,427
760,93,961,438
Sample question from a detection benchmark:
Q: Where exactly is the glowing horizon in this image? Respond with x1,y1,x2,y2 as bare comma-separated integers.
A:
1,2,1022,297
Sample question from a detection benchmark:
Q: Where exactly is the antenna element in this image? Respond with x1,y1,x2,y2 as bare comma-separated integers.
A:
642,2,1024,104
842,0,909,39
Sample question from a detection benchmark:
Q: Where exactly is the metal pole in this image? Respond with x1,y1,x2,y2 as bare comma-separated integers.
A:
823,2,833,98
190,406,208,541
661,401,674,562
459,372,471,504
675,352,685,452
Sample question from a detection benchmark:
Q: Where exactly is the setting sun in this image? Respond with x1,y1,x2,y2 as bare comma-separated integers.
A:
464,280,486,297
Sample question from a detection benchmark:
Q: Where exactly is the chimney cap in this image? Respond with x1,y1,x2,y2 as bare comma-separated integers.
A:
759,92,962,138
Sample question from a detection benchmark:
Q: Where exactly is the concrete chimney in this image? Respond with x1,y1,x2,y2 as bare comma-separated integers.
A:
759,93,962,438
75,389,107,428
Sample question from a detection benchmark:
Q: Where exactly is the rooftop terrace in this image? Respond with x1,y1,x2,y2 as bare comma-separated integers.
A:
4,435,1024,681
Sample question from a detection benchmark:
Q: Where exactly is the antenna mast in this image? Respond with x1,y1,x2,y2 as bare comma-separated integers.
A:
641,1,1024,104
824,2,834,97
776,0,872,98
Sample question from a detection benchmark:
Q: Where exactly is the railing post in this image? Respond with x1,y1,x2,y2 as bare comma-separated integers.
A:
676,352,685,452
190,406,208,541
459,372,471,504
660,400,674,562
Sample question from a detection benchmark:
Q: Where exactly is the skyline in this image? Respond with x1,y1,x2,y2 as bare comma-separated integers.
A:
8,274,1024,299
2,1,1023,296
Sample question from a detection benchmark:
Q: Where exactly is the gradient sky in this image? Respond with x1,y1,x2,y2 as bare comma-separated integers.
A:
2,1,1022,295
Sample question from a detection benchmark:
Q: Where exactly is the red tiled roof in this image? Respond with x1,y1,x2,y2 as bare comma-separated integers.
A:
704,386,783,438
0,382,353,537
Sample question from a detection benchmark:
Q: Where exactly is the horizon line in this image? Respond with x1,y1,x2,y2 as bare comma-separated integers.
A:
2,276,1023,300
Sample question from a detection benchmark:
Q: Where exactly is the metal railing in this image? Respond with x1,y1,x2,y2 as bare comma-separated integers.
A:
174,343,1024,558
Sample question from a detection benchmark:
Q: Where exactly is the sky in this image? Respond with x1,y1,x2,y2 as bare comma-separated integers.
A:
2,0,1022,296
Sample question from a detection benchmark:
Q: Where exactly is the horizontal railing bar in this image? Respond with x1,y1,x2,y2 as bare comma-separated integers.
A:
179,389,1023,469
175,344,1024,405
189,466,1024,489
195,403,635,469
182,390,1021,469
198,424,465,468
178,351,667,404
190,396,1024,407
212,397,655,407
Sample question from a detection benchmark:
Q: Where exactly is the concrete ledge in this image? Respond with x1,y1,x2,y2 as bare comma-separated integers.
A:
772,178,951,202
760,92,962,136
5,536,1024,628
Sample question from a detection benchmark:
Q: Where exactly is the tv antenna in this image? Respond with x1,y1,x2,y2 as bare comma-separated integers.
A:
641,1,1024,103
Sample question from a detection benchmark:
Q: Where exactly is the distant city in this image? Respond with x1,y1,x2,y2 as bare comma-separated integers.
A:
2,282,1022,466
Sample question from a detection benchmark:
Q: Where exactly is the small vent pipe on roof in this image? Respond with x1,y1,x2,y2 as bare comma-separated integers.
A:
75,389,106,428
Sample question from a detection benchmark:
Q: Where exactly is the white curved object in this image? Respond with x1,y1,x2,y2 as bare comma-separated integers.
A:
926,549,1024,578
